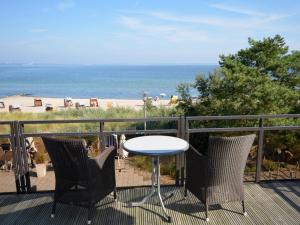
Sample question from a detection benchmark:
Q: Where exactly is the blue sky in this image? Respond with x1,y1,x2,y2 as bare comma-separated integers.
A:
0,0,299,65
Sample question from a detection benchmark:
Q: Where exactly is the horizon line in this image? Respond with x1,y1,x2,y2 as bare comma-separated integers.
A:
0,62,219,66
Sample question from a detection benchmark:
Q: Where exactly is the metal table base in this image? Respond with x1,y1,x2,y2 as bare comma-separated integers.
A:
129,156,173,222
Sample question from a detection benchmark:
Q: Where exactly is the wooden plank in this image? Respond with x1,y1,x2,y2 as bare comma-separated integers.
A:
0,182,299,225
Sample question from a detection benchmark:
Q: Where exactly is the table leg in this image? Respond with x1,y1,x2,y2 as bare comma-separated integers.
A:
129,156,172,222
129,158,156,207
156,156,172,222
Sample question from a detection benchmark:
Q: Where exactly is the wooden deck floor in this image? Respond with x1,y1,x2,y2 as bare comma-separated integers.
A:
0,181,299,225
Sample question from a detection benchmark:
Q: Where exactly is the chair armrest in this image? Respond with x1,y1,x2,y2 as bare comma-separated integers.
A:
90,146,115,169
89,146,115,170
186,147,208,187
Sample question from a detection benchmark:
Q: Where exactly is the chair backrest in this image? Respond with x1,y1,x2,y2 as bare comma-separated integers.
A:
42,137,89,183
206,134,255,186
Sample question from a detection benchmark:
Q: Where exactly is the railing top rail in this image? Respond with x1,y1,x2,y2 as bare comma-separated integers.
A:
0,134,11,138
186,114,300,121
188,125,300,133
0,121,14,125
22,129,178,137
19,117,180,125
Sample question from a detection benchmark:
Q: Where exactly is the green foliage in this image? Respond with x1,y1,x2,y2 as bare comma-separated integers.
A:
262,159,279,171
178,35,300,116
35,152,47,164
130,156,176,178
176,83,194,115
177,35,300,166
0,106,174,134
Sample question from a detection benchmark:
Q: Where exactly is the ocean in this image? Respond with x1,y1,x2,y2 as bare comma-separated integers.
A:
0,65,216,99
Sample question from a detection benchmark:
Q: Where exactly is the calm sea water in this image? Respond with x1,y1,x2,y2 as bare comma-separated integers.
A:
0,65,216,99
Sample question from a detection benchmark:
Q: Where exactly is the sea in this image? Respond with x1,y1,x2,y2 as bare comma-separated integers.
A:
0,64,217,99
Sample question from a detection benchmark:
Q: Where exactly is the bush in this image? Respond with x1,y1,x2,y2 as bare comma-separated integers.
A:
35,153,47,164
262,159,278,171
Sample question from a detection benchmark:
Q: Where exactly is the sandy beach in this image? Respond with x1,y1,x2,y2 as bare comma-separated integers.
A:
0,95,170,113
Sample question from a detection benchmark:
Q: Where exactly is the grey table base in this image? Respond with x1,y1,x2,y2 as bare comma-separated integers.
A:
129,156,173,222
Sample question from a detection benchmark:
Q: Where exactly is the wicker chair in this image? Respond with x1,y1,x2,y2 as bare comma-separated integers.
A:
185,134,255,222
42,137,117,224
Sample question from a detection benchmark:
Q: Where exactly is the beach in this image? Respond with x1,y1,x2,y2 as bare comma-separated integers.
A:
0,95,170,113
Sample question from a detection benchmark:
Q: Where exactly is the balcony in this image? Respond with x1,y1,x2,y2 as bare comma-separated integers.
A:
0,181,299,225
0,115,299,224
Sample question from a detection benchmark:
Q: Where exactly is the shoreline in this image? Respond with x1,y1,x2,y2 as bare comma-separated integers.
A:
0,95,170,113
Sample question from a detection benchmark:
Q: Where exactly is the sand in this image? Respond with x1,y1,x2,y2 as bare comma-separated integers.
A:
0,95,170,113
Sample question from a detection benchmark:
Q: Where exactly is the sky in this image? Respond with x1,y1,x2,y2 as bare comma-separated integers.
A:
0,0,299,65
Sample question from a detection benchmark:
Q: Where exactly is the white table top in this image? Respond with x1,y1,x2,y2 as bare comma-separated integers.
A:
123,135,189,156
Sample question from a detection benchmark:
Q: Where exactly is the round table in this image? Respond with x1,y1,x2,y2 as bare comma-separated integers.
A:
123,135,189,222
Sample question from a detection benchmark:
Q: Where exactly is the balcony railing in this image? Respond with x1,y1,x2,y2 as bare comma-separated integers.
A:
0,114,299,194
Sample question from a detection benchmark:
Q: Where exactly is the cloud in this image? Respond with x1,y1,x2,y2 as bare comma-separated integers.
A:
31,28,48,33
119,9,291,30
209,3,265,17
119,16,175,33
57,0,75,11
118,16,211,43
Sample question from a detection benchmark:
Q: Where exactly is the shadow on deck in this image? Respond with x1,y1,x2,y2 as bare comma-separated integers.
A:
0,181,299,225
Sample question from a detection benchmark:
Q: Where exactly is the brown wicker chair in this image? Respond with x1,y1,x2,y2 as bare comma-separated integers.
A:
42,137,117,224
185,134,255,222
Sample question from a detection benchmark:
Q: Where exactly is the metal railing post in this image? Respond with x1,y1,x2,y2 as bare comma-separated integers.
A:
19,123,31,193
11,121,22,193
256,118,264,183
14,121,28,193
99,121,105,151
175,116,181,186
180,116,186,186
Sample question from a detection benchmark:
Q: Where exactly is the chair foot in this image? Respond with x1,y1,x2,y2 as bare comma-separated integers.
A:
184,188,188,198
87,205,93,225
50,214,55,218
113,188,117,201
166,216,172,223
205,204,209,222
242,200,246,216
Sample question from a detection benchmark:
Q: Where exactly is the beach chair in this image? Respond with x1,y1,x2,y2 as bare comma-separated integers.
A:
106,101,114,109
9,104,21,112
34,98,43,106
64,97,73,107
42,137,116,224
169,95,178,105
45,103,53,111
90,98,99,107
0,99,5,108
75,102,86,109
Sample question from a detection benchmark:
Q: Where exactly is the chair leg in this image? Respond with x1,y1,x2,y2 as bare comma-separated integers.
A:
113,188,117,200
205,204,209,222
242,200,247,216
184,187,188,198
87,205,93,225
50,201,56,218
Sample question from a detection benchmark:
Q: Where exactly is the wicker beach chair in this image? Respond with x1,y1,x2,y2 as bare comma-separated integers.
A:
34,98,42,107
42,137,117,224
185,134,255,222
0,99,5,108
90,98,99,107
